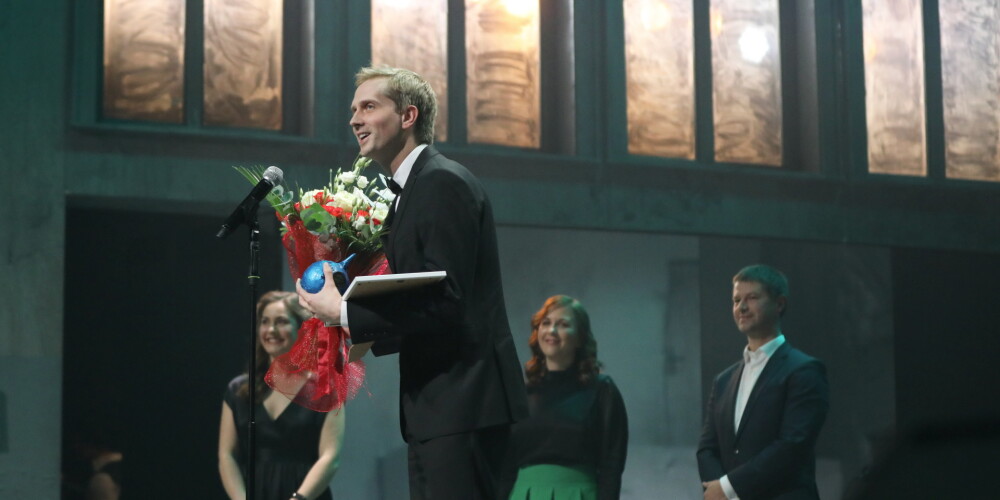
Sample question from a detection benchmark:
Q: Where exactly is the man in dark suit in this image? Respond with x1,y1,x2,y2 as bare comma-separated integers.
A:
298,65,528,500
697,264,829,500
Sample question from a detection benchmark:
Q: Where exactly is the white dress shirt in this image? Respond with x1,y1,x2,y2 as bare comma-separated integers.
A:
720,334,786,500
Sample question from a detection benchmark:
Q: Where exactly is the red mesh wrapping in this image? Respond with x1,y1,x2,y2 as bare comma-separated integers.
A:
265,216,391,412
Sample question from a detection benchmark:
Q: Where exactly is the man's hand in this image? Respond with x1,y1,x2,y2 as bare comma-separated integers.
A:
702,480,727,500
296,262,343,325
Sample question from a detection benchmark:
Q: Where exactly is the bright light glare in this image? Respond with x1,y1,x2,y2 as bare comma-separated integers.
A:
639,1,672,32
375,0,416,7
500,0,534,18
738,27,770,64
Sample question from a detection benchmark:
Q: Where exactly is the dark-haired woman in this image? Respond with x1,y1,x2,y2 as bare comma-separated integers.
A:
507,295,629,500
218,291,344,500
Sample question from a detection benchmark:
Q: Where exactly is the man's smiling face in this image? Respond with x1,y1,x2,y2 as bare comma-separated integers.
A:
350,77,407,168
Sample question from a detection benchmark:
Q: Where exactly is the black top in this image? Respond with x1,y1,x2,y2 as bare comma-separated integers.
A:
223,375,333,500
508,369,629,499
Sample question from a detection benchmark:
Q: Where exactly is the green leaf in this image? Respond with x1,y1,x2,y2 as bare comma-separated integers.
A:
300,204,335,233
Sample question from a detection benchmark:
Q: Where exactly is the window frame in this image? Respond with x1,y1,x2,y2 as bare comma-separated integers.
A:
71,0,339,145
606,0,842,178
845,0,994,184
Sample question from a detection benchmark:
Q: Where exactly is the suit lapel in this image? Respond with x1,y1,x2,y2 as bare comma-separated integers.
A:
722,363,744,441
735,342,790,440
385,146,434,271
383,198,397,228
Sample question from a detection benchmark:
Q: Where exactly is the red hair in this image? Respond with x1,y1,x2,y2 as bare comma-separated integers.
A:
525,295,601,387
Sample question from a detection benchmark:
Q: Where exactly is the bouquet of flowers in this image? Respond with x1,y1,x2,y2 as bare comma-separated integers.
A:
236,156,395,412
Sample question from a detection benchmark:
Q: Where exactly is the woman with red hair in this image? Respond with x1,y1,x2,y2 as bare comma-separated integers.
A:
506,295,629,499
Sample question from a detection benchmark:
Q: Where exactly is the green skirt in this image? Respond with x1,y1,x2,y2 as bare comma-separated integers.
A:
508,464,598,500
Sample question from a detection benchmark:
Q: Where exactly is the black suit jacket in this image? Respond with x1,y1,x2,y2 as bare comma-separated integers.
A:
697,342,829,500
346,146,529,442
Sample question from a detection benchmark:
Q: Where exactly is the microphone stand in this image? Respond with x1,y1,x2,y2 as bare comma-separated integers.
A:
220,169,281,500
246,210,261,500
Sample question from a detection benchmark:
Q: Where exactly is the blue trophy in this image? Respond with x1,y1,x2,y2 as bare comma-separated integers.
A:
300,253,356,294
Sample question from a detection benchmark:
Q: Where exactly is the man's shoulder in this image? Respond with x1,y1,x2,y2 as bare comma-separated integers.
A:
416,149,486,198
779,342,824,369
715,359,744,381
770,344,828,391
421,149,475,179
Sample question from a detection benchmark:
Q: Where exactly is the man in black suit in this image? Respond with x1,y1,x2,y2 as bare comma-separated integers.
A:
298,65,528,499
697,265,829,500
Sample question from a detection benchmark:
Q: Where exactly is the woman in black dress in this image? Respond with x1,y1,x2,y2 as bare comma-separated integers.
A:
507,295,629,500
218,291,344,500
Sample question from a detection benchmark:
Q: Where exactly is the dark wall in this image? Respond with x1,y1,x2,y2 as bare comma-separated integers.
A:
62,204,283,499
892,247,1000,430
847,246,1000,497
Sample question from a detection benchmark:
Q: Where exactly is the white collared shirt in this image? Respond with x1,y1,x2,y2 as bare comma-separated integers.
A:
390,143,427,208
339,144,428,327
735,334,785,430
721,333,786,500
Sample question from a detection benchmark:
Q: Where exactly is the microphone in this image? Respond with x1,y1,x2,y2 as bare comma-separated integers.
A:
216,166,283,239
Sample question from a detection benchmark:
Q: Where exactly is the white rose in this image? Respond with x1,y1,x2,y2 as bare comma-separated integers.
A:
331,190,357,210
339,171,357,185
353,216,367,230
379,187,396,202
372,202,389,222
357,175,369,189
300,189,325,208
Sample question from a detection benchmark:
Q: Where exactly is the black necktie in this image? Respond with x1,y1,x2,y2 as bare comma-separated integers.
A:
387,178,403,195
